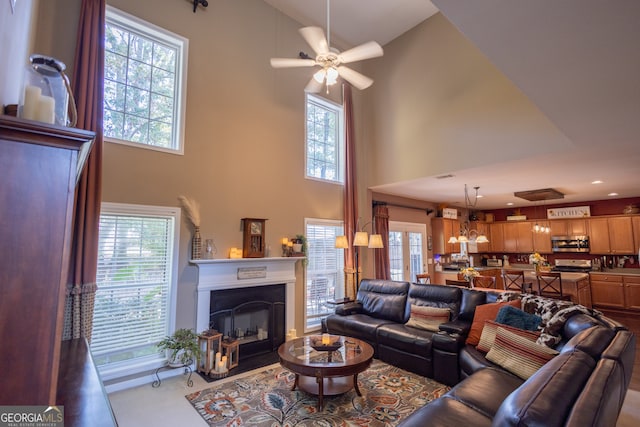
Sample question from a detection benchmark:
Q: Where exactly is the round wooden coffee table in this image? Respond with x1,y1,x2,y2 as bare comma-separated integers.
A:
278,335,374,410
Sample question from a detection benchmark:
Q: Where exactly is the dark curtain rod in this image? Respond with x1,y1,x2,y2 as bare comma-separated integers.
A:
373,200,434,216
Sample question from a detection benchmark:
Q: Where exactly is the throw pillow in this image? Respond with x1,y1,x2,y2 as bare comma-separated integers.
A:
405,305,450,332
486,327,559,380
495,305,542,331
466,299,521,346
476,320,540,353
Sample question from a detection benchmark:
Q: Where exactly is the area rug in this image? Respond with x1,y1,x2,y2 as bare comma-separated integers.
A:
186,359,449,426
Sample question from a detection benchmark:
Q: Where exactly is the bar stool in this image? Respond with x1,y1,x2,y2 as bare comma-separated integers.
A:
416,273,431,284
446,279,471,287
536,272,571,301
473,275,496,289
503,270,533,293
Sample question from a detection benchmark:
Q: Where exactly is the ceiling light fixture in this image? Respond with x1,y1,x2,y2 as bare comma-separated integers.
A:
448,184,489,244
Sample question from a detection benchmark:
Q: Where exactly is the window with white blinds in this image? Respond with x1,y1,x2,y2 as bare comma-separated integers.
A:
91,203,179,375
304,218,345,332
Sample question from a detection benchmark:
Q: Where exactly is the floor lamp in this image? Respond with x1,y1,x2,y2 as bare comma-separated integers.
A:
335,229,384,294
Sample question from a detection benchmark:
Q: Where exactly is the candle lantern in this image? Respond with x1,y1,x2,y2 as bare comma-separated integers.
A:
222,338,239,370
197,329,222,375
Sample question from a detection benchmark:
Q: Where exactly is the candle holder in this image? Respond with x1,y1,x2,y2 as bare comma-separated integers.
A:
197,329,222,375
222,338,239,370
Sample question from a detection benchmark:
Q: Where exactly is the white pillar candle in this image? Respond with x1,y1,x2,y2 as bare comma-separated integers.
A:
22,85,42,120
35,95,55,124
221,355,227,369
215,352,221,372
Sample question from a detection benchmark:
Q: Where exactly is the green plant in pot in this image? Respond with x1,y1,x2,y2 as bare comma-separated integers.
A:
294,234,308,266
157,328,201,367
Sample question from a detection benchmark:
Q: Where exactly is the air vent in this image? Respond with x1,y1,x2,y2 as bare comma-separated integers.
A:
514,188,564,201
436,174,455,179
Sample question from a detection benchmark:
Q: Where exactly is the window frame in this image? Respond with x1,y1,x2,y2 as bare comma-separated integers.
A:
304,218,345,333
92,202,181,384
104,5,189,155
305,93,345,184
388,221,427,282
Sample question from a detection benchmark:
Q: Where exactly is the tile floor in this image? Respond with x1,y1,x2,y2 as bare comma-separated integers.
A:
109,365,640,427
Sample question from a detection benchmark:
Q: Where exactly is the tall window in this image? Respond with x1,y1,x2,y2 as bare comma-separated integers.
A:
388,221,426,282
305,219,345,332
104,6,188,154
305,94,344,183
91,203,180,380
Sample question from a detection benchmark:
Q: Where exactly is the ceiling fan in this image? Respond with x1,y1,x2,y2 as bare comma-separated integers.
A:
270,0,384,93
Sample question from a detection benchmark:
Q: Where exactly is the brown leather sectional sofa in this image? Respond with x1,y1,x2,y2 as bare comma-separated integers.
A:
322,279,636,427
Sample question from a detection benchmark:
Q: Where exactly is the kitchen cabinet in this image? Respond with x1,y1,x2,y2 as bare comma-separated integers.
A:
589,217,634,254
533,221,552,253
432,218,460,254
623,275,640,311
489,223,504,252
502,222,534,253
590,273,625,309
503,222,518,252
633,216,640,252
549,219,588,236
470,222,490,253
575,277,593,308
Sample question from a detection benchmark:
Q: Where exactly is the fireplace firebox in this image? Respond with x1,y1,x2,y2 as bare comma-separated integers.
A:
209,284,285,359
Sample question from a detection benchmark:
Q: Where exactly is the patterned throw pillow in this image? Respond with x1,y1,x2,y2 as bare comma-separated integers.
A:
486,327,559,379
476,320,540,353
406,305,450,332
495,305,542,331
465,300,522,346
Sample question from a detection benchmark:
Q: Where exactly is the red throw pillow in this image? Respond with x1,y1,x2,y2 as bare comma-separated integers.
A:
465,300,521,346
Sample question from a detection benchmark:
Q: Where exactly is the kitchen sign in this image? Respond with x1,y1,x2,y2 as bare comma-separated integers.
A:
547,206,591,219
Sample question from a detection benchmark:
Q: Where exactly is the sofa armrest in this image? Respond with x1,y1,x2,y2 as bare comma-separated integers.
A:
439,320,471,336
335,301,363,316
433,331,466,386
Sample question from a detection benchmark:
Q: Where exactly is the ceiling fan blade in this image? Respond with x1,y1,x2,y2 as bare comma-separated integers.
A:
337,66,374,90
338,41,383,64
270,58,316,68
304,76,323,93
299,26,329,56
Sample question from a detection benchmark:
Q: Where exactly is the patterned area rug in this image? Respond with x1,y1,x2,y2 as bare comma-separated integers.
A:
186,359,449,426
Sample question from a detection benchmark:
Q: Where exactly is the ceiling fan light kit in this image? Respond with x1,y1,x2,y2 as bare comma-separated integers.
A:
270,0,383,92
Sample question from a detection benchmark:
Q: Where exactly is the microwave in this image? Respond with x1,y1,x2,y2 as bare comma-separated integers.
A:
551,235,590,253
486,259,502,267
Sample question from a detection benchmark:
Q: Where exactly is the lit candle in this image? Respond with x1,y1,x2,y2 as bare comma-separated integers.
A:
322,333,330,345
215,352,221,372
281,238,288,245
22,85,41,120
287,242,293,248
36,95,55,124
221,355,227,369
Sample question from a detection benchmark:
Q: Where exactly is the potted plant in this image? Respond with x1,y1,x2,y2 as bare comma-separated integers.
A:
294,234,308,266
157,328,201,367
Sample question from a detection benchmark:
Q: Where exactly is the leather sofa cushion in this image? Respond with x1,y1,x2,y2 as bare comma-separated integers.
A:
601,330,636,392
447,367,523,418
357,279,409,323
565,358,624,427
493,349,595,427
458,289,488,321
561,325,615,359
459,345,500,378
398,396,493,427
408,283,461,316
377,323,433,355
323,313,393,343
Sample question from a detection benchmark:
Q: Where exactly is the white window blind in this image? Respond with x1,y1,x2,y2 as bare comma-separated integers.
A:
305,219,344,331
91,205,177,369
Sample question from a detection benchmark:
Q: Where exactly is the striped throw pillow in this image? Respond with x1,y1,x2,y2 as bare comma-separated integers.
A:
476,320,540,353
486,326,559,380
406,305,450,332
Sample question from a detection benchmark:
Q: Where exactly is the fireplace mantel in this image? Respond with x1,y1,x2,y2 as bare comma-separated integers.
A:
191,257,299,334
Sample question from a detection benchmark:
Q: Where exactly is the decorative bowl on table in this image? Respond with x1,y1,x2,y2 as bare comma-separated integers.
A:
310,335,342,352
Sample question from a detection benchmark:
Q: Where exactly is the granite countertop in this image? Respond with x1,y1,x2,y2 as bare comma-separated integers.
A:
590,268,640,276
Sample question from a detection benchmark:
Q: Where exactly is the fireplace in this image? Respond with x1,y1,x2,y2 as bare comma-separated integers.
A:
191,257,298,356
209,284,285,358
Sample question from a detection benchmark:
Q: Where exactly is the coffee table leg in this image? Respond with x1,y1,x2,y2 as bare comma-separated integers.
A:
316,374,324,411
353,373,362,396
291,373,299,391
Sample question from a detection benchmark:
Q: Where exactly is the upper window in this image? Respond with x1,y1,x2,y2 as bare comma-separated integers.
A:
305,94,344,183
104,6,188,154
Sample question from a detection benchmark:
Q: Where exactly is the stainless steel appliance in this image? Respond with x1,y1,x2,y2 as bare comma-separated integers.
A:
486,259,503,267
551,235,590,253
551,259,592,272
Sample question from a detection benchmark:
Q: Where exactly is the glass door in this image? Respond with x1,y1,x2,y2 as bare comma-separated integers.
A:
388,221,427,282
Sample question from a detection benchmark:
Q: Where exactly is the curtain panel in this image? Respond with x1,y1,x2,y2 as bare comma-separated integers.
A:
63,0,105,341
343,84,358,299
373,204,391,279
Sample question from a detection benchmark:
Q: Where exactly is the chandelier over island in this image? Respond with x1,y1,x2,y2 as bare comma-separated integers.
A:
448,184,489,244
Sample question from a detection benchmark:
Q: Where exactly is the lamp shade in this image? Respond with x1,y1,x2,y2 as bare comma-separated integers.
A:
368,234,384,248
458,235,469,243
448,236,458,244
334,235,348,249
353,231,369,247
476,234,489,243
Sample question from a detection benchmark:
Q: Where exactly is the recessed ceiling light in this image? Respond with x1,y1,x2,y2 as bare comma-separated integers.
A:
592,180,603,184
608,192,619,196
506,202,514,206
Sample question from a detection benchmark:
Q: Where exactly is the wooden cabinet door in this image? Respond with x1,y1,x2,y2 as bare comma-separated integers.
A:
589,218,611,254
549,220,568,236
590,274,625,309
432,218,460,254
489,223,504,253
516,221,534,253
568,219,588,235
633,216,640,252
533,221,552,253
503,222,518,253
609,217,634,254
576,278,593,308
624,276,640,311
472,222,490,252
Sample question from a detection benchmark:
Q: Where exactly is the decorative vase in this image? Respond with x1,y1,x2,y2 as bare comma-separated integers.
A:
192,226,202,260
535,263,540,273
